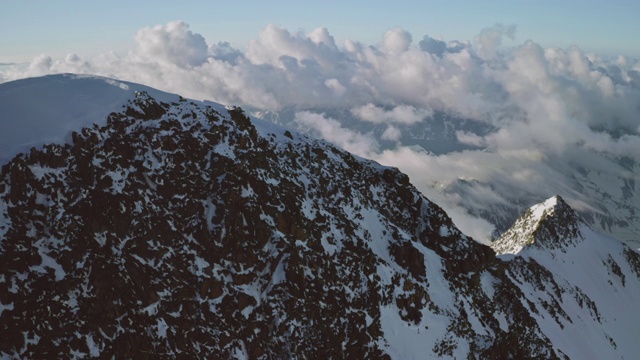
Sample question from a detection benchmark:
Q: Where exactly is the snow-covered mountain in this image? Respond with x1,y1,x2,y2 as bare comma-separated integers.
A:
253,108,640,249
491,196,640,359
0,73,190,165
0,74,639,358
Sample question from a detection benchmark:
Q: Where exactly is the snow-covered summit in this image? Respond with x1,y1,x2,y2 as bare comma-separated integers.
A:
491,195,582,255
0,73,229,166
493,196,640,359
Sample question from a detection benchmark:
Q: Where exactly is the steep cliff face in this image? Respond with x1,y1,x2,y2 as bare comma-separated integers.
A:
0,75,638,359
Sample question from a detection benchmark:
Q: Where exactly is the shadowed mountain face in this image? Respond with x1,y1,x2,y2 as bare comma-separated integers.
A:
0,75,638,359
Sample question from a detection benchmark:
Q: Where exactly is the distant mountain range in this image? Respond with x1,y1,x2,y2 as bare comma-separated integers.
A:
0,74,638,358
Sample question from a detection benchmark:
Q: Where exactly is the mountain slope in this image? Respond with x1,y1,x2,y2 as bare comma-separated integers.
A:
492,196,640,359
254,108,640,248
0,75,638,358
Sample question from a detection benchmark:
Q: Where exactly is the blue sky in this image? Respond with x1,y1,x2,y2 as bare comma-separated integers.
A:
2,0,640,63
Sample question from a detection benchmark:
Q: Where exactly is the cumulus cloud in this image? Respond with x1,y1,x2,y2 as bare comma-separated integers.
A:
245,25,341,71
382,28,413,55
132,21,208,68
209,41,244,63
2,21,640,242
351,104,433,124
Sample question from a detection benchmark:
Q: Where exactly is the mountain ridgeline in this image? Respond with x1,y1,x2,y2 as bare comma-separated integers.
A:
255,107,640,249
0,75,638,359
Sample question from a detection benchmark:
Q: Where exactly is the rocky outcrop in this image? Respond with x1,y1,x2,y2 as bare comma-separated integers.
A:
491,196,581,254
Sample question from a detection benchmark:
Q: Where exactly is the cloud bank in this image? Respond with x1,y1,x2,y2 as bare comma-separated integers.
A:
2,21,640,242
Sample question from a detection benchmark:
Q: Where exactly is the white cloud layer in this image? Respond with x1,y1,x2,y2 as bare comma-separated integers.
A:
351,104,433,125
294,111,379,156
2,21,640,243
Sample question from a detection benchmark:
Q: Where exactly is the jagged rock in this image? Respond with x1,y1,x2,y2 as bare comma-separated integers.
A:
491,196,581,254
491,195,640,358
0,75,639,359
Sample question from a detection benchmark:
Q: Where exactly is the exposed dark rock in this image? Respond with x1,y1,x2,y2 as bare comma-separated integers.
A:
1,84,638,359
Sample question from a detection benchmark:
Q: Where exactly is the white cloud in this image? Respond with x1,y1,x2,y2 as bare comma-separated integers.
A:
294,111,378,157
2,21,640,242
351,104,432,124
381,125,401,141
382,28,412,55
133,21,208,68
3,21,639,136
455,131,487,147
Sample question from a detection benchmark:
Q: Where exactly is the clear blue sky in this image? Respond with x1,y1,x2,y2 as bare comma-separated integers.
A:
2,0,639,63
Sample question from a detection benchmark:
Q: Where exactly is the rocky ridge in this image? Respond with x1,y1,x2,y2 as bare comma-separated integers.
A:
491,195,640,359
255,108,640,248
0,75,638,359
490,196,581,255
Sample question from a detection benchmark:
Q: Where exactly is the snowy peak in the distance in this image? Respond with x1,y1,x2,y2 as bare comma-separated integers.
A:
491,195,583,255
495,196,640,359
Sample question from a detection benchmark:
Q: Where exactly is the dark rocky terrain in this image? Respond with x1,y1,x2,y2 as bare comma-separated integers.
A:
0,75,638,359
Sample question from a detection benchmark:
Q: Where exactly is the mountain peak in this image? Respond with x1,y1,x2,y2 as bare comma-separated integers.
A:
491,195,582,254
2,75,640,359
